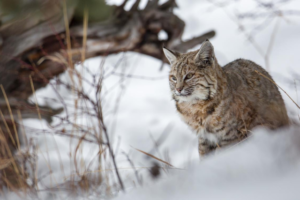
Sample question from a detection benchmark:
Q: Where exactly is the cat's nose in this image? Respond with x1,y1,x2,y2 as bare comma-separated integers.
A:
176,87,183,93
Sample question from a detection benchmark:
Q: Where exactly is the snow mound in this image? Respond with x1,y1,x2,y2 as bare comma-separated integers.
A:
116,126,300,200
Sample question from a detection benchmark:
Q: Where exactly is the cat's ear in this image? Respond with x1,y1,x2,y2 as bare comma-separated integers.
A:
194,40,215,64
163,47,179,65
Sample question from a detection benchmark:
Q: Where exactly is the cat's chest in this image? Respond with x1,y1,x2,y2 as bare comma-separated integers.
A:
176,101,225,142
176,102,210,128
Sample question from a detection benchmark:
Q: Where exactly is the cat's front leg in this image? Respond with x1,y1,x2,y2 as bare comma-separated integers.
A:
198,138,217,156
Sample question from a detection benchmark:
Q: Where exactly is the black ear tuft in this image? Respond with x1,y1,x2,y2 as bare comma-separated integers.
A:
203,57,211,65
194,40,215,65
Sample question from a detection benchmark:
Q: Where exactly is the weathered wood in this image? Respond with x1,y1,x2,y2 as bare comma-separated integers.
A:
0,0,215,101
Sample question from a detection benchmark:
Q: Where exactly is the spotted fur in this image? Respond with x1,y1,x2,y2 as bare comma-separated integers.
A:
163,40,289,156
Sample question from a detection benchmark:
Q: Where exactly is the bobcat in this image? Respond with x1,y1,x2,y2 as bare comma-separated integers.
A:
163,40,289,156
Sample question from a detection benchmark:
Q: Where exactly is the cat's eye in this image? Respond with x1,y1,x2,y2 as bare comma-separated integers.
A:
185,73,194,80
170,75,177,82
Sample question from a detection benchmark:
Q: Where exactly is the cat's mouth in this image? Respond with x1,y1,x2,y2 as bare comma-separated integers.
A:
175,91,191,96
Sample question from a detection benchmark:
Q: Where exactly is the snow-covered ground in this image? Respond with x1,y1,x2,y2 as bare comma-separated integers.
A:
116,126,300,200
4,0,300,199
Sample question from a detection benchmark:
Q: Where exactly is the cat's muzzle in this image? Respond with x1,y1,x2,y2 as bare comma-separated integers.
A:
175,90,191,96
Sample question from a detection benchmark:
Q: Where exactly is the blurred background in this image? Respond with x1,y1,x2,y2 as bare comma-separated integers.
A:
1,0,300,199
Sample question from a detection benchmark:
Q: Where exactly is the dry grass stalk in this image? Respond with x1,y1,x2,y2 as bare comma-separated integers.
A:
1,85,20,150
0,124,27,191
29,76,42,121
0,110,16,147
81,7,89,64
63,0,73,69
132,147,174,167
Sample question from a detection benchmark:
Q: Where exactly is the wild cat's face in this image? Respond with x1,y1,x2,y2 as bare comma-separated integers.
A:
163,40,218,102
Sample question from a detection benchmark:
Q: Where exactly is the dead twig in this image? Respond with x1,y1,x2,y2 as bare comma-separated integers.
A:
254,70,300,109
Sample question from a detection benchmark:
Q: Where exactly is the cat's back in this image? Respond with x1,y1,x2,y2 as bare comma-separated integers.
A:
222,59,289,127
223,59,277,97
223,59,272,91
